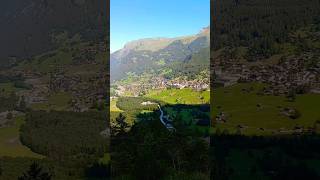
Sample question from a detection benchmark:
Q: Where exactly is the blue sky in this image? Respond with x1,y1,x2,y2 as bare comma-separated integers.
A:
111,0,210,53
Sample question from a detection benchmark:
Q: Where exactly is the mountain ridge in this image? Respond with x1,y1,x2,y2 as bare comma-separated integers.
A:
111,26,210,82
113,26,209,54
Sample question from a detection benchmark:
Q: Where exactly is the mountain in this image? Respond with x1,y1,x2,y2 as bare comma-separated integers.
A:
111,27,210,82
0,0,107,68
0,0,109,111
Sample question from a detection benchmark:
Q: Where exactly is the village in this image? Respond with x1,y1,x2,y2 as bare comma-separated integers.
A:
114,75,209,97
213,53,320,95
0,40,108,113
212,52,320,135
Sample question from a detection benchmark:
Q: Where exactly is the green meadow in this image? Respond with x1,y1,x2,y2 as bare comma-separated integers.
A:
212,83,320,135
146,88,210,105
0,116,43,158
31,92,71,111
111,88,210,136
110,98,123,112
0,83,15,94
0,83,24,97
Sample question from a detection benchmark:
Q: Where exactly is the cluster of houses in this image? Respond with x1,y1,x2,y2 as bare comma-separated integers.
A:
11,66,106,112
147,76,209,91
49,72,107,111
72,43,105,65
115,75,210,97
213,54,320,95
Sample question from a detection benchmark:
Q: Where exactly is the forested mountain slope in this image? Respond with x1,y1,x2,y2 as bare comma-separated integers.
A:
111,27,209,82
0,0,107,68
212,0,320,60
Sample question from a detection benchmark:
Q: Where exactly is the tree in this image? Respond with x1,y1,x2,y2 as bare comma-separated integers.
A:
85,163,110,179
115,113,129,134
18,162,52,180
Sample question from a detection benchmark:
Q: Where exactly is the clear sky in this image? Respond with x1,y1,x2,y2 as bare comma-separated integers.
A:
111,0,210,53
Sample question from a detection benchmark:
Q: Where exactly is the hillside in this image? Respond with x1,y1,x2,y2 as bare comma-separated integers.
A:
0,1,109,179
211,0,320,137
0,0,107,68
210,1,320,179
111,27,209,83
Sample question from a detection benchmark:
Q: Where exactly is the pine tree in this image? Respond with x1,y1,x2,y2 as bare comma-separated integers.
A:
115,113,128,134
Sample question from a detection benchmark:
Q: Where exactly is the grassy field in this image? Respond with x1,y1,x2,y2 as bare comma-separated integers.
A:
0,83,22,96
111,89,210,136
146,88,210,105
0,116,43,158
31,92,71,111
212,83,320,135
16,50,72,73
110,98,123,112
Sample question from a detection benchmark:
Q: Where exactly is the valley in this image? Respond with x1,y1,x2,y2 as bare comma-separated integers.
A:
0,0,109,178
0,36,109,179
110,26,211,178
110,26,210,130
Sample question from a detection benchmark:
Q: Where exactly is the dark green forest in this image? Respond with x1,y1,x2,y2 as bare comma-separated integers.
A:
20,111,108,160
111,113,209,180
0,110,110,179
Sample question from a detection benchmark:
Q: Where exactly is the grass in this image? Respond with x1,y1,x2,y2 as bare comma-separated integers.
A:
0,116,43,158
112,89,210,135
146,88,210,105
139,89,211,135
212,83,320,135
0,83,20,96
31,92,71,111
110,98,123,112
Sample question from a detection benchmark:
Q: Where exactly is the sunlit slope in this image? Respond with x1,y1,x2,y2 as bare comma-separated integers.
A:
212,83,320,135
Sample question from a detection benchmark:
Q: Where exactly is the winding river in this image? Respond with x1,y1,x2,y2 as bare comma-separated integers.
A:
158,104,176,131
